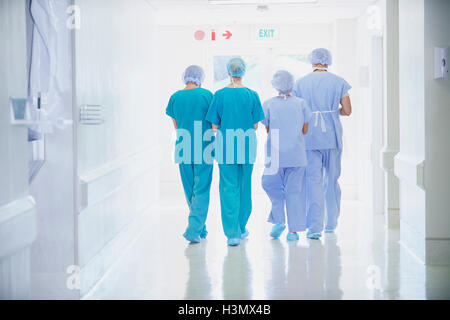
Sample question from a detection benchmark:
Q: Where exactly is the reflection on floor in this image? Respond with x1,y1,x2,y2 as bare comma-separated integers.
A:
85,188,450,300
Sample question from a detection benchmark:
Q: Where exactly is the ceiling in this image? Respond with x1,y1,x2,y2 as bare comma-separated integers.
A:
146,0,379,25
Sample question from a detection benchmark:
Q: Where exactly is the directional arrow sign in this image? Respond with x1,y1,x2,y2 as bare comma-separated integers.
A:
222,30,232,40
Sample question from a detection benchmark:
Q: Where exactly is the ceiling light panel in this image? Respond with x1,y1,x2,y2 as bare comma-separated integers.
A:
208,0,318,5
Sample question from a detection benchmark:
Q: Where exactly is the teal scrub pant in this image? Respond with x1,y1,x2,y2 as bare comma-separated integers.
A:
218,164,253,239
179,163,213,240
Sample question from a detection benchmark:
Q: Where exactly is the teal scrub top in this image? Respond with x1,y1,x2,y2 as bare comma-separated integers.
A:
205,87,265,164
166,87,214,164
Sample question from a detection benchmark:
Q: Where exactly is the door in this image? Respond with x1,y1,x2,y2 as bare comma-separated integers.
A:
0,0,37,299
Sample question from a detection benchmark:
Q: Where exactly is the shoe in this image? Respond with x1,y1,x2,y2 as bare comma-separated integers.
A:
270,223,286,239
324,223,337,233
241,229,249,239
286,232,299,241
306,232,322,240
187,236,201,244
227,238,241,246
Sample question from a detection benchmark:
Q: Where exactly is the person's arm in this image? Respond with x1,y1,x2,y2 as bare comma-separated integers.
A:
206,94,221,131
265,126,269,133
340,96,352,116
302,123,309,135
166,95,177,128
302,100,312,135
252,92,266,131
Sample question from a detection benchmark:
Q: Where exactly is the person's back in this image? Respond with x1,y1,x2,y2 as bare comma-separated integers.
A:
207,86,263,164
167,87,213,163
263,95,310,168
165,65,214,244
205,58,265,247
292,48,352,240
261,70,311,242
294,71,350,150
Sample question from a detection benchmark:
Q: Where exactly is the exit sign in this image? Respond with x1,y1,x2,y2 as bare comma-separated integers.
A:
252,26,280,41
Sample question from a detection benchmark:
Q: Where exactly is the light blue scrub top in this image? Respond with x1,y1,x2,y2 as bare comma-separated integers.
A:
261,96,312,168
293,72,351,150
206,87,265,164
166,87,214,164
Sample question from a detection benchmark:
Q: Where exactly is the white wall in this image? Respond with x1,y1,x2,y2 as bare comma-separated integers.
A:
423,0,450,265
396,0,450,266
74,0,159,296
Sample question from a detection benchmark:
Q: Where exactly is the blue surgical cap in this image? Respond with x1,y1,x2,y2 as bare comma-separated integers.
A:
308,48,333,66
227,58,246,77
271,70,294,94
183,65,205,85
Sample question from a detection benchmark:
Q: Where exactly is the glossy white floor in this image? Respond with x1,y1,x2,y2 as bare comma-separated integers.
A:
86,176,450,300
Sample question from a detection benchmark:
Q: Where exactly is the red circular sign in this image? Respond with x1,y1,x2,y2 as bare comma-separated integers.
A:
194,30,205,41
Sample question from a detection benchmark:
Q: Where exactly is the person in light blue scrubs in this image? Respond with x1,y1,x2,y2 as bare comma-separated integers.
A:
293,48,353,239
166,65,214,244
261,70,312,242
206,58,265,247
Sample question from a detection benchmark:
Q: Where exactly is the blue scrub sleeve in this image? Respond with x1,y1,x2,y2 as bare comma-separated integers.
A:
292,79,301,98
252,92,265,124
302,100,313,123
165,95,176,119
261,101,270,127
205,94,221,126
341,80,352,98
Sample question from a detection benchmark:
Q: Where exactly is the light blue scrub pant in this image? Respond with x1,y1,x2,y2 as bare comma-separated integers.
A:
218,164,253,240
179,163,213,240
262,167,307,233
306,149,342,233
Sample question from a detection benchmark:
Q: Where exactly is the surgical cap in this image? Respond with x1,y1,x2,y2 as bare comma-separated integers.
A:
308,48,333,66
183,65,205,85
227,58,247,77
271,70,294,94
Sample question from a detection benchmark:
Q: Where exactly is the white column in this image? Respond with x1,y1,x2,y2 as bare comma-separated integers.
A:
395,0,426,263
381,0,400,229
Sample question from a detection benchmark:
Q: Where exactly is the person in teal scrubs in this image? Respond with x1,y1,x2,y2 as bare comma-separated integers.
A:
166,65,214,244
206,58,265,247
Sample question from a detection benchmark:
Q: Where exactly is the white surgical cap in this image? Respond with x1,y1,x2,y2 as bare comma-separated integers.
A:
227,58,247,77
308,48,333,66
271,70,294,94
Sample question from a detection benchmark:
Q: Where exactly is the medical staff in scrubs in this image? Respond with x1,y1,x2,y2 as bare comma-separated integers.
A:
261,70,312,241
206,58,265,247
166,65,214,244
293,48,352,240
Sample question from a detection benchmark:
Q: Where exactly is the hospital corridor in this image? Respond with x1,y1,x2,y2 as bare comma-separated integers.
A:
1,0,450,301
